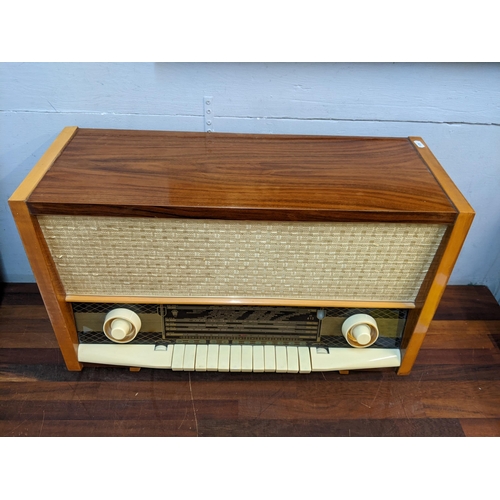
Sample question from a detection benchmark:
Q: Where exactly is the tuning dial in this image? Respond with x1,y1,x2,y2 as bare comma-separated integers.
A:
342,314,379,348
103,308,141,343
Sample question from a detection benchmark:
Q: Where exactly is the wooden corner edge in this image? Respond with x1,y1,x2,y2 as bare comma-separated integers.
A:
8,126,79,204
409,136,475,217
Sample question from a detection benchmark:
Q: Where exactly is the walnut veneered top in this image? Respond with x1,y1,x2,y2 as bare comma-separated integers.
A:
27,128,457,222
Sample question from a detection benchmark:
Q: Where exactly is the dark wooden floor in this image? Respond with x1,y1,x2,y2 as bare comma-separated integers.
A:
1,284,499,437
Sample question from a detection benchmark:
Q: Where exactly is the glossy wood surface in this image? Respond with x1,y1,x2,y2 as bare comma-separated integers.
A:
1,284,499,437
27,129,457,222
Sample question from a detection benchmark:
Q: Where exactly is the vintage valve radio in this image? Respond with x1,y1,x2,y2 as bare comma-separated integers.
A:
9,128,474,374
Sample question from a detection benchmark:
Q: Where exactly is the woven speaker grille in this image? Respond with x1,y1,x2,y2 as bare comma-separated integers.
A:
38,216,446,302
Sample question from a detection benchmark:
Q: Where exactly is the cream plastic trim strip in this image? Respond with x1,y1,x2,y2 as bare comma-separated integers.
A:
78,344,401,371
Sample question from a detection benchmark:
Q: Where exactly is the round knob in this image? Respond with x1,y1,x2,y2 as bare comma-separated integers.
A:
103,308,141,343
352,324,372,345
341,314,379,348
110,318,131,340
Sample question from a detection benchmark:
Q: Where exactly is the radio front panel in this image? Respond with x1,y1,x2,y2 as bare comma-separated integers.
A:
74,303,406,350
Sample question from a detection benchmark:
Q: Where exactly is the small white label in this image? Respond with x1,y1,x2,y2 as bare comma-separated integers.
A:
414,140,425,148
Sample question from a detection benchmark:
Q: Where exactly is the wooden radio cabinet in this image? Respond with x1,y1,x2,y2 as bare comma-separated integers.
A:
9,127,474,375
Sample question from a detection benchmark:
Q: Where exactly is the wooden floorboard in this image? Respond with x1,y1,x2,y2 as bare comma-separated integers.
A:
1,284,499,437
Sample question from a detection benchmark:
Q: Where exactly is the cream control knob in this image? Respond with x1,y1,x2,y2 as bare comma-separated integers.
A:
342,314,379,348
352,324,372,345
110,318,131,340
103,308,141,343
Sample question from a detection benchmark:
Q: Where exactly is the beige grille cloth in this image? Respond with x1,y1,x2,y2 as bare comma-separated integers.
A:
38,216,446,302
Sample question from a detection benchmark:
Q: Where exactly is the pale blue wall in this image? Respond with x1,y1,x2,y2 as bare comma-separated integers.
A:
1,63,499,300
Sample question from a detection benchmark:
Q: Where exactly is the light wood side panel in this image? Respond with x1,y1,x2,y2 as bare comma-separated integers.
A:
9,127,82,371
398,138,475,375
65,295,415,309
398,213,474,374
